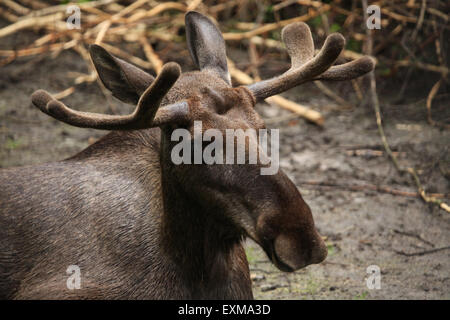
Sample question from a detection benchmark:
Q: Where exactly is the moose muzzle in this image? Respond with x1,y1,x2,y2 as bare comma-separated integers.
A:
271,229,327,272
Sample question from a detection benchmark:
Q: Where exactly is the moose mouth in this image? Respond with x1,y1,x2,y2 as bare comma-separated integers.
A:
260,240,296,273
259,233,327,272
270,248,295,272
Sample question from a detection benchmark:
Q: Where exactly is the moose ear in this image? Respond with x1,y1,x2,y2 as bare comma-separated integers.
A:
185,11,231,84
89,44,155,104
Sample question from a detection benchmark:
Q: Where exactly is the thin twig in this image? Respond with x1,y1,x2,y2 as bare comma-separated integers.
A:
18,0,47,10
0,7,19,22
0,12,64,39
313,81,354,109
2,0,30,16
140,37,163,73
84,39,153,70
394,246,450,257
187,0,203,11
395,59,449,75
392,229,435,247
20,0,116,19
127,2,187,23
411,0,426,41
426,77,449,129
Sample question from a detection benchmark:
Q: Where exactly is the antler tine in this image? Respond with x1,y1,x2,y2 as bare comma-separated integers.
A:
133,62,180,124
31,62,189,130
315,56,376,81
31,90,135,130
283,22,315,69
246,22,345,101
284,22,376,82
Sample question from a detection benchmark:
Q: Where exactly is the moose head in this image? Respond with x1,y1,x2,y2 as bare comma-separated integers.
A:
31,11,374,273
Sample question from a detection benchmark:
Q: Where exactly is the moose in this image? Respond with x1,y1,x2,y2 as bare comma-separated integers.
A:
0,11,374,299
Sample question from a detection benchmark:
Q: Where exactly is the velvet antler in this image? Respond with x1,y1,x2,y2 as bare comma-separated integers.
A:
245,22,376,101
31,61,190,130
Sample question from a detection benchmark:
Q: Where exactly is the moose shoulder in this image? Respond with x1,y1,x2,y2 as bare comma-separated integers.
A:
0,11,374,299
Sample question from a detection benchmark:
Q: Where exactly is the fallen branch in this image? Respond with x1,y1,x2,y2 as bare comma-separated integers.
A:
140,37,163,73
187,0,203,11
392,229,435,247
407,167,450,212
263,113,302,124
345,148,404,158
0,7,19,22
18,0,47,10
297,180,449,199
0,12,64,39
2,0,30,16
127,2,187,23
426,77,449,130
85,39,153,70
53,87,75,100
266,96,324,126
395,59,449,75
0,39,78,66
313,81,353,109
394,246,450,257
20,0,116,19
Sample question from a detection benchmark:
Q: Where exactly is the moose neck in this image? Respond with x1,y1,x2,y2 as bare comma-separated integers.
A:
158,129,243,291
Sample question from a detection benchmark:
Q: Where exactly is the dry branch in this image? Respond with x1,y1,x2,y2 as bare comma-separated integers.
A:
0,8,19,23
426,78,449,129
298,180,449,199
20,0,116,19
394,246,450,257
313,81,353,109
2,0,31,16
395,60,449,75
127,2,187,23
84,39,153,70
0,12,64,38
18,0,47,10
187,0,203,11
0,40,77,59
140,37,163,73
266,96,324,126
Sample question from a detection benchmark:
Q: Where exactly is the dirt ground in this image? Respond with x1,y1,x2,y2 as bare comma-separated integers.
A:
1,29,449,300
